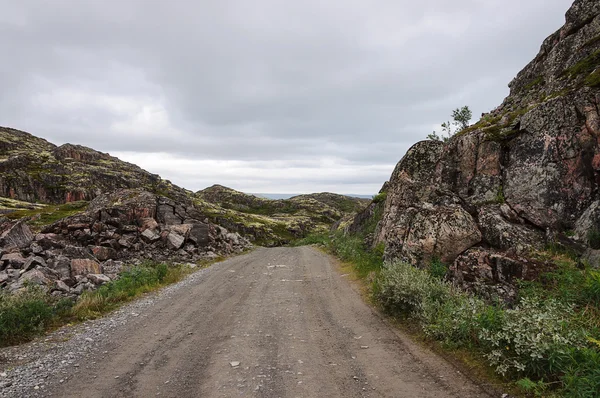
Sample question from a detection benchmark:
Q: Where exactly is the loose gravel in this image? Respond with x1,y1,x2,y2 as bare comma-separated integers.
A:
0,264,218,398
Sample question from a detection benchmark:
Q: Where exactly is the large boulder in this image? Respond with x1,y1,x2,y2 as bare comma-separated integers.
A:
70,259,102,277
0,221,33,249
375,141,482,265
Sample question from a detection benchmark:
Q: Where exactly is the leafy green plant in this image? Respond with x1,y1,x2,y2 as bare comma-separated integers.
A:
428,106,472,141
329,233,383,278
478,296,584,378
560,346,600,398
516,377,550,396
376,261,451,316
372,192,387,204
428,257,447,280
0,287,73,347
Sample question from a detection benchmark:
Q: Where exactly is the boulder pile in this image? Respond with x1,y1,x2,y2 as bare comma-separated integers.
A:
0,189,250,297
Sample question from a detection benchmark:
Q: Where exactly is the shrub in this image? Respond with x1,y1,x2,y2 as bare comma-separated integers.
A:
428,257,447,280
0,287,73,347
372,192,387,204
376,261,450,316
583,270,600,306
560,346,600,398
478,296,585,378
421,293,485,346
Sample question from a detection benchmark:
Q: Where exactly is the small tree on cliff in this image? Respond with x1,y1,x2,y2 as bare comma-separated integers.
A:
428,105,472,142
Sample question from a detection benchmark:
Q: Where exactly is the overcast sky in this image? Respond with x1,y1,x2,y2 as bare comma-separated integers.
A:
0,0,573,195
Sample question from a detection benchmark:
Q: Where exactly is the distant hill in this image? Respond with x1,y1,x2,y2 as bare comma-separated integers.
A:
255,193,373,200
195,185,370,246
0,127,190,204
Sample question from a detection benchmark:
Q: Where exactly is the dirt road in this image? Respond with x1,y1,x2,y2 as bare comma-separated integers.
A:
46,246,490,397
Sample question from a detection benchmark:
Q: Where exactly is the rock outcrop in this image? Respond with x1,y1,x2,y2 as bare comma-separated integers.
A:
347,0,600,301
196,185,369,246
0,127,190,204
0,189,250,297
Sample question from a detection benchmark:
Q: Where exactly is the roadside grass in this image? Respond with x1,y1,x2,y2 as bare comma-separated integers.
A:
0,258,223,348
71,261,190,320
297,231,600,397
0,287,73,347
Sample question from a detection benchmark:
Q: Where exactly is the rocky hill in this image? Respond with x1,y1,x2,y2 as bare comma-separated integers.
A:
196,185,369,246
0,128,367,246
0,189,249,296
345,0,600,301
0,127,190,204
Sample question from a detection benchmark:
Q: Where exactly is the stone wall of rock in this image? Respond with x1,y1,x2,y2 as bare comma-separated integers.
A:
347,0,600,301
0,189,250,297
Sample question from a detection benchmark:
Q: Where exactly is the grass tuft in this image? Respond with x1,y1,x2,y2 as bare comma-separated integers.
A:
0,261,194,347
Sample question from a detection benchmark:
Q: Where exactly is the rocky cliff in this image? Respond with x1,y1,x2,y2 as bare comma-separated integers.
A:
0,127,190,204
347,0,600,301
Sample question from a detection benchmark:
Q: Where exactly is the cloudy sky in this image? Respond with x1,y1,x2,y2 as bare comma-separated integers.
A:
0,0,573,195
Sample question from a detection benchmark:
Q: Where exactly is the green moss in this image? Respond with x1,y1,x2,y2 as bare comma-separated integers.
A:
523,76,545,92
6,201,89,229
585,69,600,87
564,50,600,78
588,229,600,250
495,186,505,204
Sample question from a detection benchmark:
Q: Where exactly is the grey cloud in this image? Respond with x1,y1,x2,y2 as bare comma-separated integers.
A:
0,0,574,194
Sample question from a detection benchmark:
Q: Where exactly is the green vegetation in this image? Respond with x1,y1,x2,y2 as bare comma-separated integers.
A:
196,185,369,247
428,257,448,280
5,201,89,229
428,106,472,142
300,215,600,397
0,261,195,347
564,50,600,79
523,75,545,92
495,186,505,204
561,49,600,89
295,232,384,279
0,197,45,212
372,192,387,204
72,261,186,320
587,229,600,250
0,287,73,347
585,69,600,87
375,253,600,397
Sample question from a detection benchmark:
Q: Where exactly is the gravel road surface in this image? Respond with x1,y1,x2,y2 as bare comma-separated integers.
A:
1,246,493,397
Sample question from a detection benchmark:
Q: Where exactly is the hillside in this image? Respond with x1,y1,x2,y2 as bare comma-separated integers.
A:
196,185,369,246
0,127,190,204
0,128,367,245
